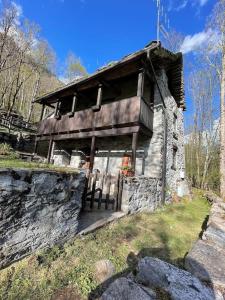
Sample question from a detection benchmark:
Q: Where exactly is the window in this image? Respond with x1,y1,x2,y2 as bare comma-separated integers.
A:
172,146,178,170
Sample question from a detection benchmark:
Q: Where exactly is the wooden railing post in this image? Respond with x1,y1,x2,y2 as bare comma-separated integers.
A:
89,136,96,172
33,138,38,155
69,92,77,117
47,139,53,163
92,84,103,111
40,104,46,121
137,68,145,98
97,83,103,106
132,132,138,173
54,100,60,119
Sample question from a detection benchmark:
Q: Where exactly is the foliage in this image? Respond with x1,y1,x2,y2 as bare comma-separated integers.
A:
0,156,77,172
0,1,63,123
0,192,210,299
64,52,88,83
0,143,13,155
185,144,220,192
0,143,19,159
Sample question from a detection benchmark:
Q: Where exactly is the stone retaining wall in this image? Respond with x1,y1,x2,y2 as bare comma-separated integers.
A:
185,193,225,296
0,169,85,269
121,177,163,214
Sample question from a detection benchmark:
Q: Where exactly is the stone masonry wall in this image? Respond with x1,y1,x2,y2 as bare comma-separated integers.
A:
121,177,162,213
155,70,185,197
0,169,85,269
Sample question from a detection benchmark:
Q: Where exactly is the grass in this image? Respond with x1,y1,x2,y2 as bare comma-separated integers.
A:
0,191,210,300
0,156,78,173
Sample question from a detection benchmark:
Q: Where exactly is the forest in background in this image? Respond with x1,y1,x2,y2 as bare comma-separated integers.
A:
0,1,87,123
162,0,224,194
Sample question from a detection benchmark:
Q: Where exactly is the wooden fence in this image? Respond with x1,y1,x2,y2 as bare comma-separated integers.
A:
82,172,123,211
0,115,37,132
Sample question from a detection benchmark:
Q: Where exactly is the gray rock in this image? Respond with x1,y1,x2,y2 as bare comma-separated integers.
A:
101,277,156,300
136,257,214,300
94,260,116,283
0,168,85,269
122,177,162,214
203,220,225,248
185,239,225,289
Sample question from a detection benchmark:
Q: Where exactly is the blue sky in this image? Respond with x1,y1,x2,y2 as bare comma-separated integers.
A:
8,0,216,124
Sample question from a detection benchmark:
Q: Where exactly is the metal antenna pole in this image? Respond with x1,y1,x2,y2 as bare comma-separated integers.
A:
156,0,161,42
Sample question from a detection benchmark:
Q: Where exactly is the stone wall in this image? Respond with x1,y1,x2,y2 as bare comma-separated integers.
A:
185,193,225,296
121,177,162,213
155,70,186,198
0,169,85,269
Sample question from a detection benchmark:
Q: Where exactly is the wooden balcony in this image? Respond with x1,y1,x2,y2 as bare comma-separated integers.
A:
37,96,153,140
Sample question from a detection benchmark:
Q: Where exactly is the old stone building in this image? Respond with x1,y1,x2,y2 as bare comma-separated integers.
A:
35,41,187,213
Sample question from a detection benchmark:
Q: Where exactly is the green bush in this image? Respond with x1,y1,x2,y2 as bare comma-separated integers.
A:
0,143,13,155
0,143,19,159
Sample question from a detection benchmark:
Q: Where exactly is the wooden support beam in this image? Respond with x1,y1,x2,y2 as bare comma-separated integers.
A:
137,68,145,98
68,92,78,117
40,104,46,121
54,100,60,119
131,132,138,173
47,139,53,163
33,138,38,154
89,136,96,172
92,84,103,111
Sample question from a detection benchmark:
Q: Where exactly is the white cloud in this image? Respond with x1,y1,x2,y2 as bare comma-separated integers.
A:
175,0,188,11
199,0,209,6
180,29,220,54
169,0,209,11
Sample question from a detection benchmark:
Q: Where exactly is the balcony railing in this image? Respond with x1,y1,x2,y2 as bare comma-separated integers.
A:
37,96,153,137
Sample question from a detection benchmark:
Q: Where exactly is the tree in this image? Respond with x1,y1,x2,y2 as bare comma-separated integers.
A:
64,52,87,83
0,1,61,124
203,0,225,198
160,27,184,53
186,69,220,190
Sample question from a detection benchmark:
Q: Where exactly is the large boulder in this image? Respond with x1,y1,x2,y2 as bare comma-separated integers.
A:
101,277,156,300
185,239,225,289
136,257,214,300
0,169,85,269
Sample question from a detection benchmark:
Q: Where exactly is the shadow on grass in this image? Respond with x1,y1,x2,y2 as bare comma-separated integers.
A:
88,215,216,300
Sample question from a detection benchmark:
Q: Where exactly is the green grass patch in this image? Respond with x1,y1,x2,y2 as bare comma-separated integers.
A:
0,156,78,173
0,192,210,299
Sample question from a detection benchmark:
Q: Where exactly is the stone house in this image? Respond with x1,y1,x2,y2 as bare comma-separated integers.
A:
34,41,186,213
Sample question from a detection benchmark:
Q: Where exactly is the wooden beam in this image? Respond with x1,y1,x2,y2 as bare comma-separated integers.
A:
54,100,60,119
47,139,53,163
37,125,141,141
97,84,103,106
131,132,138,173
137,68,145,97
33,138,38,154
40,104,46,121
92,84,103,111
89,136,96,172
68,92,78,117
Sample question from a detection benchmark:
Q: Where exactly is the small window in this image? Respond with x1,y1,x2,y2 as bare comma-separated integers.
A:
172,146,178,170
173,113,177,132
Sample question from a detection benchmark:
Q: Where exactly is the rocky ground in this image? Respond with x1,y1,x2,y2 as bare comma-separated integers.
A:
101,192,225,300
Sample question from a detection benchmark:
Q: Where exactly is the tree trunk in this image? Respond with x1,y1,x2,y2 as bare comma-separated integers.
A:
220,51,225,199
